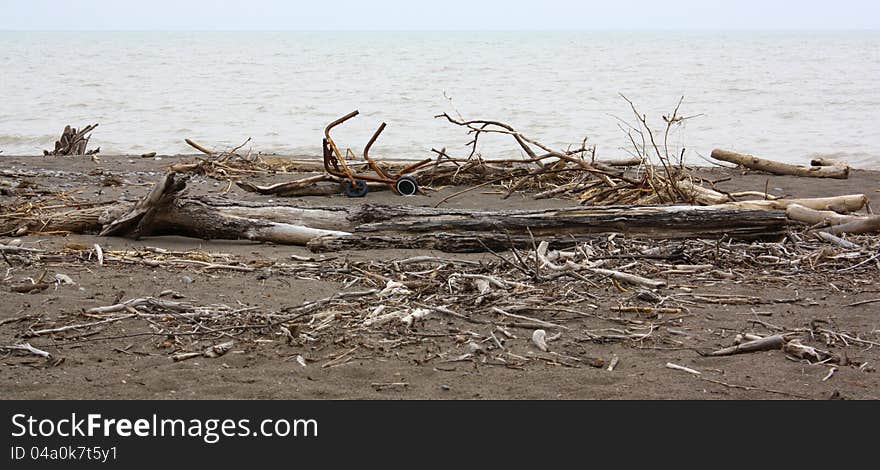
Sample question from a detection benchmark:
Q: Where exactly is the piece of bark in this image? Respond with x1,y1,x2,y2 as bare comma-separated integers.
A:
711,149,849,179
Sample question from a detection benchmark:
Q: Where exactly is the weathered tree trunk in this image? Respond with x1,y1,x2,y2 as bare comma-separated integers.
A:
711,149,849,179
3,173,789,247
350,205,788,240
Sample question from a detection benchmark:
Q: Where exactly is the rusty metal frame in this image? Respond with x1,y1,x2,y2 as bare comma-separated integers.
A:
322,110,433,192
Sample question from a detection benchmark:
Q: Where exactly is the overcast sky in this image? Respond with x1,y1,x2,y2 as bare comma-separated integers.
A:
1,0,878,31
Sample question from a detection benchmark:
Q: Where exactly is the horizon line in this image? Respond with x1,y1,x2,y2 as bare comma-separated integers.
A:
1,28,879,33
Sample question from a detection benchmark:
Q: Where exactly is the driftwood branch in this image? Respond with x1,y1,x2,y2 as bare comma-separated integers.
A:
711,149,849,179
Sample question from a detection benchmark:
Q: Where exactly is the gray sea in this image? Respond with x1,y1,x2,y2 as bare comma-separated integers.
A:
0,31,878,168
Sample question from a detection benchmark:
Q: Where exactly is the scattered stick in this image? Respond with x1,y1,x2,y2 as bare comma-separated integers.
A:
666,362,701,375
0,343,52,359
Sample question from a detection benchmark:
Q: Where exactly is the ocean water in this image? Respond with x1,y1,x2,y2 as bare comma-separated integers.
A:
0,31,878,168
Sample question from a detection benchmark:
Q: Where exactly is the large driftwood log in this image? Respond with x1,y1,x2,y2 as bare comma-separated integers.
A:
3,172,789,248
4,199,789,248
710,149,849,179
349,205,788,240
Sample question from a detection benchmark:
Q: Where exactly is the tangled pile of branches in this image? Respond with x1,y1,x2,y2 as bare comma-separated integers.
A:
412,96,712,206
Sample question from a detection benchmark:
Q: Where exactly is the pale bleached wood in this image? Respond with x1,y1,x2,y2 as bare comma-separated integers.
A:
711,149,849,179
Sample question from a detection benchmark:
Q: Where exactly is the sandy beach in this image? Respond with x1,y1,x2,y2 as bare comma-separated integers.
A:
1,152,878,400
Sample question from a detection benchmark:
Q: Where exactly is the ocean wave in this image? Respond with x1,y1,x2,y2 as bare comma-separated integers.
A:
0,133,55,146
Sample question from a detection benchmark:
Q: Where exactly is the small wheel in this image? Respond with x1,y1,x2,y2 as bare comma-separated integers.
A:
342,178,369,197
395,175,419,196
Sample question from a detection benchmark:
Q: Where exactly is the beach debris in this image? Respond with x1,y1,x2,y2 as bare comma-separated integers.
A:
322,110,431,197
94,243,104,266
401,308,431,327
1,342,52,359
295,355,308,367
783,339,839,364
786,203,880,234
607,355,620,371
707,334,787,357
44,124,100,156
171,341,234,362
54,273,75,285
665,362,701,375
711,149,849,179
531,329,549,351
371,382,409,391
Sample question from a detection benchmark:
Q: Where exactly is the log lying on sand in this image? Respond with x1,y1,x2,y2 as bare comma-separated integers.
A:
711,149,849,179
184,200,790,241
676,179,867,212
349,205,787,240
3,171,790,250
786,204,880,234
309,205,789,252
